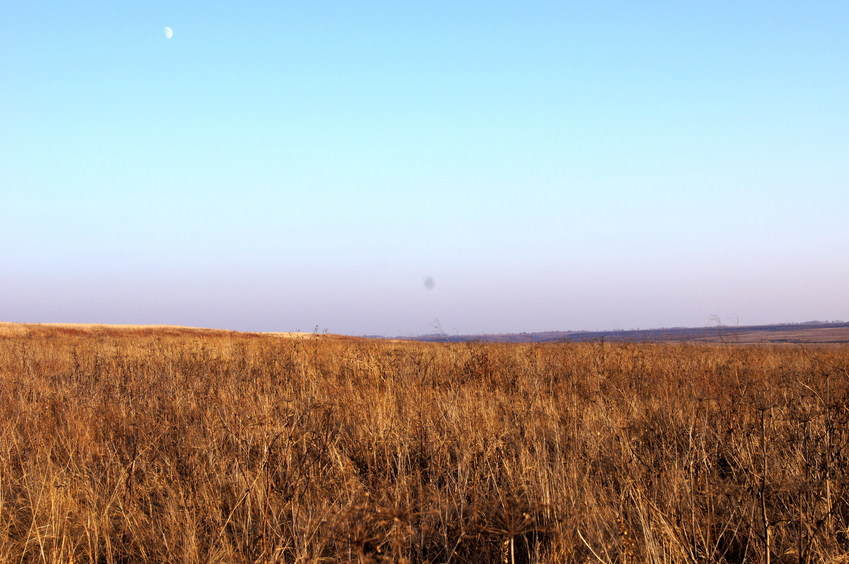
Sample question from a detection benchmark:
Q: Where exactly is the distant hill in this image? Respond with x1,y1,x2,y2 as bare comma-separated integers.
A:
4,321,848,345
413,321,849,344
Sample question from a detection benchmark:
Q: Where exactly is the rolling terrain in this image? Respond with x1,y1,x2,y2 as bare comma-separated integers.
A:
415,321,849,344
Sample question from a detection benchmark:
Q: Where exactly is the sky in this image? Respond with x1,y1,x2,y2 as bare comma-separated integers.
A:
2,1,848,336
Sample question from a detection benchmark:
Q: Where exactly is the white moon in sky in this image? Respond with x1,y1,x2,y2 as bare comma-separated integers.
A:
164,27,174,39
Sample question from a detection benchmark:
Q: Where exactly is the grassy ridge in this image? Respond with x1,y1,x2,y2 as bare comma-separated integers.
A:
1,328,848,562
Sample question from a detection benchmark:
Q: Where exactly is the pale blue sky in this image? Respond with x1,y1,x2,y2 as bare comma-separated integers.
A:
3,1,847,336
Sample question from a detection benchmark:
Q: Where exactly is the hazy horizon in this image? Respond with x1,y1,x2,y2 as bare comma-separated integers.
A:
4,2,848,336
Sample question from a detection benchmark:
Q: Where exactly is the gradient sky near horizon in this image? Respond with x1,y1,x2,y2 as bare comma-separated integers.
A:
3,1,848,336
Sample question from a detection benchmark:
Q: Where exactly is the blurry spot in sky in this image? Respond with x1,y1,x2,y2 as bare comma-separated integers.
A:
424,276,435,290
164,26,174,39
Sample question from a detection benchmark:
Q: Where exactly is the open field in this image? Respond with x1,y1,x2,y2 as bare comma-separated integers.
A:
1,324,849,562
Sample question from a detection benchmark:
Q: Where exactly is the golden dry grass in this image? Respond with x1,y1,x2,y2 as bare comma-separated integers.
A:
1,324,848,562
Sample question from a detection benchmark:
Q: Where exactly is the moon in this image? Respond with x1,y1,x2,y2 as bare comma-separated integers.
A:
164,26,173,39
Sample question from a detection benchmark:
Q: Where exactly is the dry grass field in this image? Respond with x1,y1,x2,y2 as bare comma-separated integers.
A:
1,324,848,562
